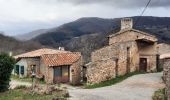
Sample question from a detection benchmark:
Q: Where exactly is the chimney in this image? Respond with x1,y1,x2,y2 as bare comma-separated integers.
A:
121,18,133,30
58,47,65,51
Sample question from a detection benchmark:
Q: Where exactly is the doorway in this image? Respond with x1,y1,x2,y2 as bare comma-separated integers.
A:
139,58,147,72
126,47,130,73
53,66,70,83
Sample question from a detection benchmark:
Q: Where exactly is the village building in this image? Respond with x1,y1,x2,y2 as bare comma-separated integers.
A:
14,48,82,85
86,18,158,84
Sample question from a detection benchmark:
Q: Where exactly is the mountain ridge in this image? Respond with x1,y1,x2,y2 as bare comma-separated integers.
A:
15,16,170,63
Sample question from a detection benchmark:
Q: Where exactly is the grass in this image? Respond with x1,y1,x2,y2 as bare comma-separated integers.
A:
11,75,46,84
152,88,167,100
0,89,66,100
86,71,144,89
11,75,32,82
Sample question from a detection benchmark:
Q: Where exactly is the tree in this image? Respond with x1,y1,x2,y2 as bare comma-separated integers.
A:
0,53,15,92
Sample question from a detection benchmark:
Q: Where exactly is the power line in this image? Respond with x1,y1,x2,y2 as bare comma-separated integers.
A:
134,0,152,26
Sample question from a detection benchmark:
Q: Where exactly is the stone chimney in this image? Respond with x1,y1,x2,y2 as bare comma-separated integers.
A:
58,47,65,51
121,18,133,30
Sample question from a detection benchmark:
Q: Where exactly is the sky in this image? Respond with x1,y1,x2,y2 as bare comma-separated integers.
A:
0,0,170,36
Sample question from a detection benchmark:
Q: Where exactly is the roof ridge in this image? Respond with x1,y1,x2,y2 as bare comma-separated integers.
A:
109,28,156,38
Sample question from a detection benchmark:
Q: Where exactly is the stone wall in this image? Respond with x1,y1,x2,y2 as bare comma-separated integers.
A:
91,44,118,62
26,57,41,77
70,57,82,85
163,58,170,100
91,41,139,76
163,59,170,83
117,41,139,75
158,43,170,54
86,58,116,84
109,30,157,45
167,66,170,100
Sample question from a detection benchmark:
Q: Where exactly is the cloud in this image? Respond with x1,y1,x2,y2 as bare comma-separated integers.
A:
0,0,170,35
33,0,170,8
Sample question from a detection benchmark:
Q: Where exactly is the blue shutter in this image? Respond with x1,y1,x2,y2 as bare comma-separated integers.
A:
21,66,24,75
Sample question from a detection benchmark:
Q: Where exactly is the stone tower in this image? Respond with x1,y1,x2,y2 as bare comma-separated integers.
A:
121,18,133,30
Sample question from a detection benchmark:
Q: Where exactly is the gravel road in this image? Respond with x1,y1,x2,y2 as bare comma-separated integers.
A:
69,72,165,100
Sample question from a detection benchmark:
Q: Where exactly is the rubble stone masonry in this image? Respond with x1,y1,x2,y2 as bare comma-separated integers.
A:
86,19,157,84
163,58,170,100
86,58,116,84
167,66,170,100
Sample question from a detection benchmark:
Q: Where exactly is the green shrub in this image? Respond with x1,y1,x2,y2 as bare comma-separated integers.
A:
152,88,167,100
0,53,15,92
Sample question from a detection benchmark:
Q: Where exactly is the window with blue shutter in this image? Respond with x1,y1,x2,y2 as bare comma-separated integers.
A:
21,66,24,75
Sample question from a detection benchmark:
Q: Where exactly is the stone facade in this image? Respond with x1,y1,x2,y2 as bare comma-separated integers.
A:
163,59,170,82
109,29,157,45
167,66,170,100
86,18,158,84
70,57,82,85
166,67,170,100
162,58,170,100
86,58,116,84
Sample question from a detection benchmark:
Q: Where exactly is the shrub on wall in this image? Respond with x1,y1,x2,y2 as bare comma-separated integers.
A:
0,53,15,92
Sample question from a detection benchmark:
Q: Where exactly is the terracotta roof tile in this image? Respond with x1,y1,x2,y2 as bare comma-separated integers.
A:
41,52,81,67
14,48,71,59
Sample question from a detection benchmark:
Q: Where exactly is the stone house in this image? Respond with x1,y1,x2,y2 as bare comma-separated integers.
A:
86,18,158,84
14,48,82,85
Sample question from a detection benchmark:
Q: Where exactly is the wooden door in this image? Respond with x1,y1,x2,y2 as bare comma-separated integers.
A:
61,66,70,83
54,67,62,83
140,58,147,72
54,66,70,83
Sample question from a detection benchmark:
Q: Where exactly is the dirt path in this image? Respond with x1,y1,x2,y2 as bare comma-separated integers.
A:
69,72,165,100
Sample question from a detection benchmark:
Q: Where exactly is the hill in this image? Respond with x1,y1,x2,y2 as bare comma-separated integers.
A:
0,33,42,55
30,16,170,63
14,29,48,41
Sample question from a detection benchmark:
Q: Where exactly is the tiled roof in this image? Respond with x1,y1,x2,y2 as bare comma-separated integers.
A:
14,48,71,59
41,52,81,67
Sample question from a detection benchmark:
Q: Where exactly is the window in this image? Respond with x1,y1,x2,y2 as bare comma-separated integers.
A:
20,66,24,75
15,65,19,75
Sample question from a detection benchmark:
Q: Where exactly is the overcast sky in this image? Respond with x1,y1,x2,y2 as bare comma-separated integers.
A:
0,0,170,36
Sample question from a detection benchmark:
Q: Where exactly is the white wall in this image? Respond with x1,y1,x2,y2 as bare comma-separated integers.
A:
15,58,28,77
